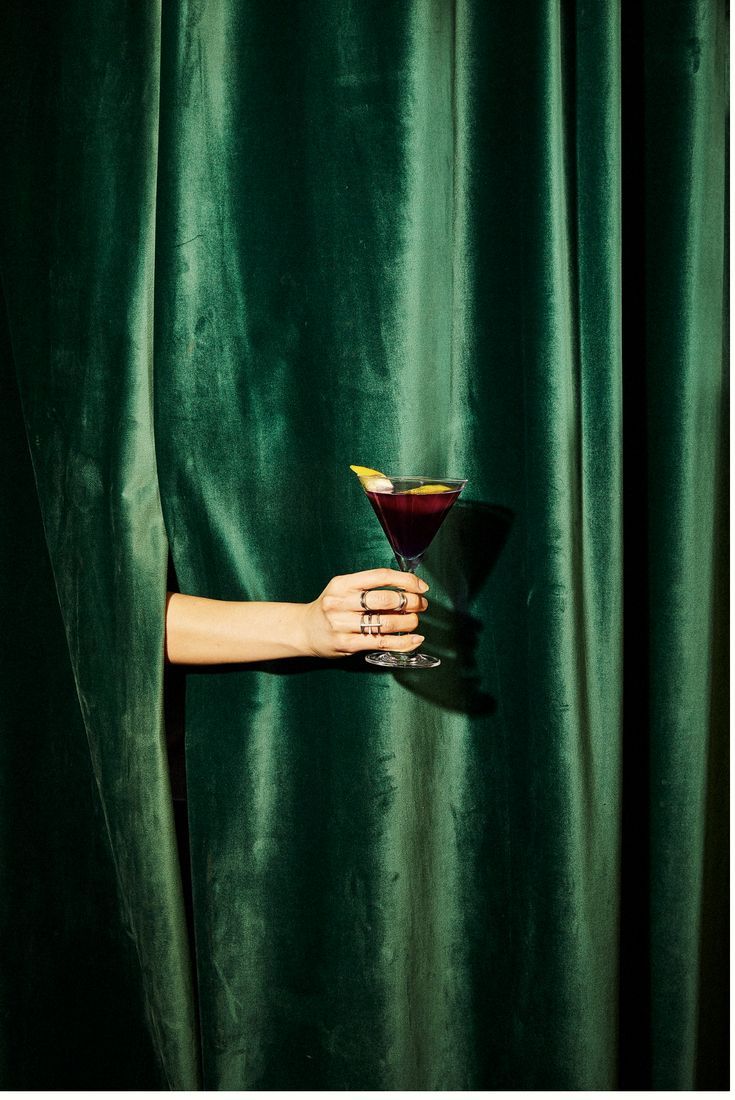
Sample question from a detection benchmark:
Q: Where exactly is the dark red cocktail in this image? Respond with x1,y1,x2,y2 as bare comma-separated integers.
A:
365,486,462,565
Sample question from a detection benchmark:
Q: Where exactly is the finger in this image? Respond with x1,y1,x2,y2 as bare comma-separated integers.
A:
341,590,428,613
333,612,421,634
375,613,421,634
340,568,428,594
352,632,424,652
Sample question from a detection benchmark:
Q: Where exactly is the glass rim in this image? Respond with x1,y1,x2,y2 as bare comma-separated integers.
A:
358,474,468,485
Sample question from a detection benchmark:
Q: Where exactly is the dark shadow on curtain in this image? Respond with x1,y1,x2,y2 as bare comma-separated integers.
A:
0,283,163,1090
163,555,198,990
618,0,652,1085
397,502,513,715
694,362,730,1088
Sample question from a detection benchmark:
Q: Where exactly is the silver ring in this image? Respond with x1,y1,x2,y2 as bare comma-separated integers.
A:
395,590,407,612
360,590,372,611
360,612,382,636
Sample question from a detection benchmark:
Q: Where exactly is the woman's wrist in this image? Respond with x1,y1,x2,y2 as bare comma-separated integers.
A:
237,600,312,660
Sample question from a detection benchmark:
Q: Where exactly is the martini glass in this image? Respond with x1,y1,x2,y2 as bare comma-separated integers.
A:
356,473,467,669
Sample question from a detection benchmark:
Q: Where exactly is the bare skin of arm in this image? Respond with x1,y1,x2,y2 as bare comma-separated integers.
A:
164,568,429,665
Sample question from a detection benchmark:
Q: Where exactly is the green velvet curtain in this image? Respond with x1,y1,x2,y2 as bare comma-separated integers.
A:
0,0,727,1091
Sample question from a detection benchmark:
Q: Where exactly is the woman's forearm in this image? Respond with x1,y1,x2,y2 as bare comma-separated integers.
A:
165,592,310,664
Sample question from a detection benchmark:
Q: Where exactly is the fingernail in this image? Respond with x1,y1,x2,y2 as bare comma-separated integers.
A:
414,635,425,643
419,580,429,591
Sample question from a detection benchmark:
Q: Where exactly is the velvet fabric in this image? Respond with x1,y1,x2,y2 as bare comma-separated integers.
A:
0,3,199,1088
0,0,728,1090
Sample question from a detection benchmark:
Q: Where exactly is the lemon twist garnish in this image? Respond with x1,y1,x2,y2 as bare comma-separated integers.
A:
349,464,393,492
404,483,453,494
349,464,386,478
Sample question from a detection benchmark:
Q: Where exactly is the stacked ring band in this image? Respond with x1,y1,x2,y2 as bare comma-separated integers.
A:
360,613,382,636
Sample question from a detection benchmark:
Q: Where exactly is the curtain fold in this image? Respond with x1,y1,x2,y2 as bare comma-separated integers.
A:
0,284,167,1090
0,1,199,1089
0,0,727,1090
643,0,728,1086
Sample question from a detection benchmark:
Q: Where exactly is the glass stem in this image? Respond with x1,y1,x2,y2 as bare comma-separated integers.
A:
393,562,417,665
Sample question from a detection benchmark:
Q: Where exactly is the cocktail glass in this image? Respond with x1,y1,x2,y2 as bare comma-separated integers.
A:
355,473,467,669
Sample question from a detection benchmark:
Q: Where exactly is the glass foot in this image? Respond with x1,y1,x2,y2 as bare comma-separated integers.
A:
365,651,441,670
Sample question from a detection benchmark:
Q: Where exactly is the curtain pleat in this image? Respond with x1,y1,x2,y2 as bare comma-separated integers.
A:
644,0,728,1087
0,285,169,1090
0,1,199,1089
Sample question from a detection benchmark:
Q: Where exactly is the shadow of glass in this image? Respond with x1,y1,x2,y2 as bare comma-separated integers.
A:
393,501,514,715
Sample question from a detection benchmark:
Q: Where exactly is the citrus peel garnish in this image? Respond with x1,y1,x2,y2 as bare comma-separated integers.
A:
349,464,393,492
403,483,453,494
349,464,386,478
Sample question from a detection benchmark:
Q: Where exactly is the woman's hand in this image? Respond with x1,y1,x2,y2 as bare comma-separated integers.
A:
300,568,429,659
